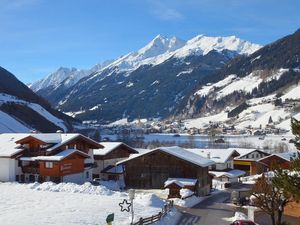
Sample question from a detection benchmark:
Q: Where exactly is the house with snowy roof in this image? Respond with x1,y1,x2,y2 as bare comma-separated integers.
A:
117,146,215,196
233,148,270,175
209,169,246,183
0,133,102,184
164,178,198,198
258,152,298,171
93,142,138,180
186,148,240,171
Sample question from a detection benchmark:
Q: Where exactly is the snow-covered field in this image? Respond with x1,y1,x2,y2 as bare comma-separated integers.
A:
0,182,170,225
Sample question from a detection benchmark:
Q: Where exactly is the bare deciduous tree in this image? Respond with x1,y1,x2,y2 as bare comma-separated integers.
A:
251,174,289,225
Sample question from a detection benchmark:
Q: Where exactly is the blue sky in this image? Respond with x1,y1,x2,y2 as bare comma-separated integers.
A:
1,0,300,83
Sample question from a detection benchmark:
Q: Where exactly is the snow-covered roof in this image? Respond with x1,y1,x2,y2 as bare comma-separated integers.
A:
93,142,136,156
0,134,28,157
117,146,215,167
101,165,124,174
30,133,64,143
20,149,89,161
45,133,102,152
0,133,100,158
11,133,101,151
233,148,262,159
209,169,246,178
164,178,198,187
185,148,239,163
259,152,298,162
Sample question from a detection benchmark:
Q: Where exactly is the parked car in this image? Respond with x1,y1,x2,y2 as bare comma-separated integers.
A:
214,138,225,143
289,138,296,143
230,220,256,225
90,178,102,186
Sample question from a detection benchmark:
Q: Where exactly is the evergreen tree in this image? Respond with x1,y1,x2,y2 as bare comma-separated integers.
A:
273,118,300,201
291,118,300,150
269,116,274,124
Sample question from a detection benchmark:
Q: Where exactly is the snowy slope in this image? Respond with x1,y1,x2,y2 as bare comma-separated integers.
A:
172,35,261,58
0,93,67,131
0,111,31,133
194,74,237,97
213,68,288,99
184,95,294,132
0,182,171,225
96,34,261,73
97,35,186,72
31,67,88,92
281,84,300,100
192,68,290,104
31,59,115,92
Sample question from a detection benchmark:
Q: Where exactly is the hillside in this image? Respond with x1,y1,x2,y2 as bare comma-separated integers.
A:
180,28,300,131
0,66,79,133
31,34,260,124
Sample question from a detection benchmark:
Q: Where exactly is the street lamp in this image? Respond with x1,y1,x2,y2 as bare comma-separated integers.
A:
128,189,135,225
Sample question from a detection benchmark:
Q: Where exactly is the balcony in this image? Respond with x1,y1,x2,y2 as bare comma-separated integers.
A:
25,151,47,157
22,166,40,174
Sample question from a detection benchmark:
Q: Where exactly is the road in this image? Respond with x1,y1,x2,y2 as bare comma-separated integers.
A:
176,183,299,225
176,191,234,225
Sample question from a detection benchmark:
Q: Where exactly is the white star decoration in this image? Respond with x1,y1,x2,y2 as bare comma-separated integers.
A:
119,199,131,212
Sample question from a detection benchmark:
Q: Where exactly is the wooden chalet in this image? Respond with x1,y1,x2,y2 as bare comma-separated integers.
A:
93,142,138,180
0,133,102,184
164,178,197,198
258,152,297,171
233,149,270,175
117,146,215,196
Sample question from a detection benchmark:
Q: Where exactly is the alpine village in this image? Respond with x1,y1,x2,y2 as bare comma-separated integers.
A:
0,1,300,225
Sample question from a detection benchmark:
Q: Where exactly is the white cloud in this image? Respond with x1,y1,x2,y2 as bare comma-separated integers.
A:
0,0,39,12
148,1,184,21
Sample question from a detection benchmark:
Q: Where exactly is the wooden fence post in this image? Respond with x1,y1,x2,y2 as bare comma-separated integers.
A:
158,212,162,219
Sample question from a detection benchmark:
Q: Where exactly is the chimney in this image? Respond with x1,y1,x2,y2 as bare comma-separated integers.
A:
207,152,211,159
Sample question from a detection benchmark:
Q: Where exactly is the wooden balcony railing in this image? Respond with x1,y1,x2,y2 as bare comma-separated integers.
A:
22,166,40,174
25,151,47,157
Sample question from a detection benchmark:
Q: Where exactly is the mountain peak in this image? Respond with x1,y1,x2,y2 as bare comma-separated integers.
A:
153,34,167,41
175,34,262,57
137,35,186,58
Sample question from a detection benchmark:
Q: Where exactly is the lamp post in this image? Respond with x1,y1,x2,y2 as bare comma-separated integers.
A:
128,189,135,225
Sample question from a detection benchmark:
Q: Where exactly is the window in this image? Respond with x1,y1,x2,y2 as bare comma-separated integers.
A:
45,162,53,168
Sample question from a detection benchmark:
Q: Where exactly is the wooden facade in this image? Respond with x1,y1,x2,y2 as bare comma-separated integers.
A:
93,143,137,179
39,154,86,177
94,144,137,160
165,183,182,198
122,149,211,196
258,155,291,170
16,134,102,183
234,160,266,175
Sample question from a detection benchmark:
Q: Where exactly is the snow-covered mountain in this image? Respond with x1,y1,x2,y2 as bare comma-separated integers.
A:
31,67,88,92
31,34,261,124
180,28,300,132
0,66,80,132
32,34,260,91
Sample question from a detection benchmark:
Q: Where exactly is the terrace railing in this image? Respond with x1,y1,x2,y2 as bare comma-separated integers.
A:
133,200,174,225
